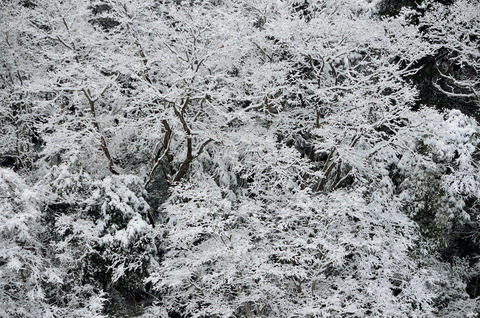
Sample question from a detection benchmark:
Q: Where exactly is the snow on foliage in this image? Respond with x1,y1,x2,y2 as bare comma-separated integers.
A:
0,169,48,317
43,158,159,315
1,0,479,316
419,0,480,107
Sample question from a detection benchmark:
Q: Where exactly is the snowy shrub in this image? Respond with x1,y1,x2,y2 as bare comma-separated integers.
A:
43,159,160,316
0,169,48,317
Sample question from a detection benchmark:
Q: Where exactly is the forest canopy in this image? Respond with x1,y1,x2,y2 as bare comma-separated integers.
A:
1,0,479,317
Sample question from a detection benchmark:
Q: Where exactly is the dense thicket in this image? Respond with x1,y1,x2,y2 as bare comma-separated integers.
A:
1,0,479,317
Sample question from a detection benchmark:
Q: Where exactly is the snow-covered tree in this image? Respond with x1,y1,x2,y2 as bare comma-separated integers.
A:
2,0,480,316
41,157,160,316
0,2,39,170
0,169,49,317
146,1,480,317
419,0,480,111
